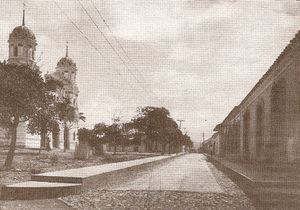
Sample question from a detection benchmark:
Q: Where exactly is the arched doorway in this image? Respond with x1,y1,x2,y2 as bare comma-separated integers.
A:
270,79,287,161
256,103,264,159
243,110,250,160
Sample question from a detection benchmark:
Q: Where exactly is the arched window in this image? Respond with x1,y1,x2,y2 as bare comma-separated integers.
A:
28,48,32,59
13,46,18,56
18,44,23,56
9,45,14,57
64,71,68,79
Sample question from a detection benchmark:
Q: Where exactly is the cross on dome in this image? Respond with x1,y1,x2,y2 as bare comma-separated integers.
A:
22,2,25,26
66,41,69,57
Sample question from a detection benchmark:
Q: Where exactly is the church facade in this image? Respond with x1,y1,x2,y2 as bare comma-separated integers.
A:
0,10,80,150
44,47,80,150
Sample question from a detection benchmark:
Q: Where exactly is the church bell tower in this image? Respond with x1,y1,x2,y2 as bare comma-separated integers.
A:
8,5,37,66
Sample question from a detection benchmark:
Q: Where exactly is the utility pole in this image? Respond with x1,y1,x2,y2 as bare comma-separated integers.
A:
202,132,205,142
177,119,185,153
177,119,185,130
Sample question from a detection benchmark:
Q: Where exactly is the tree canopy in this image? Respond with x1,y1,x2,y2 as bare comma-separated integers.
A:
0,62,55,166
27,78,63,149
131,106,186,153
78,106,193,155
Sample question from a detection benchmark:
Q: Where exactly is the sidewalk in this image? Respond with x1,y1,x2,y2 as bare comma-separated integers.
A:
207,154,300,184
2,153,182,200
206,154,300,208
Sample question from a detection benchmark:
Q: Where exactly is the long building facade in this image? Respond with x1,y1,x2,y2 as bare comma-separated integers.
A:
210,31,300,162
0,9,79,150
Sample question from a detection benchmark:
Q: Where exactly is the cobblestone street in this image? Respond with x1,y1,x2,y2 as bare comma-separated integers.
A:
62,154,255,209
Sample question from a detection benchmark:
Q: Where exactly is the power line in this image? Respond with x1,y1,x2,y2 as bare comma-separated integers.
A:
77,0,164,105
77,0,127,65
43,1,202,138
52,0,151,103
89,0,165,104
89,0,139,67
53,1,109,65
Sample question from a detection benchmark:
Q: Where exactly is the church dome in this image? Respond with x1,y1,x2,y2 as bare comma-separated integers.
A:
57,56,76,67
9,25,36,42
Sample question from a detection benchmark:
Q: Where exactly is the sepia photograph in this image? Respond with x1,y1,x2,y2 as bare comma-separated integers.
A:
1,0,300,209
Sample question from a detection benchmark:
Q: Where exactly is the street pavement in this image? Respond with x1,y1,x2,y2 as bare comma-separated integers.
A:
0,153,256,209
114,153,223,192
62,153,256,209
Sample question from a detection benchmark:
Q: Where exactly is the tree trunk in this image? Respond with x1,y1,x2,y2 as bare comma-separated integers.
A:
113,144,117,155
162,143,166,155
95,143,103,155
122,140,125,152
63,124,68,152
4,122,19,167
39,129,46,154
41,129,46,148
149,141,153,152
154,140,158,152
146,141,149,152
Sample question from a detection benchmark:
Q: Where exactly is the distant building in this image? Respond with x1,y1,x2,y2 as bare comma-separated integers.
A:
213,30,300,162
201,133,220,156
105,137,148,153
105,136,178,154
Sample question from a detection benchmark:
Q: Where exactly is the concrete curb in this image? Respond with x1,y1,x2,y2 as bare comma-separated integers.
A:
206,154,300,207
1,153,185,200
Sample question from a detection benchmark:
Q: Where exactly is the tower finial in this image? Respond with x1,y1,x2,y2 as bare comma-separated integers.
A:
66,41,69,57
22,2,25,26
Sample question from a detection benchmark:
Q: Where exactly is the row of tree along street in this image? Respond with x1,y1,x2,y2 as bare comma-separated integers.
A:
0,62,85,167
0,62,192,166
77,106,193,159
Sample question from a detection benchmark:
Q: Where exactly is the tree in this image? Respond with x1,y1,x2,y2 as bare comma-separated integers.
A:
93,123,108,155
104,117,124,155
183,133,193,152
76,127,94,159
131,106,183,154
122,121,139,147
162,119,182,154
27,78,63,152
56,97,85,152
0,62,49,167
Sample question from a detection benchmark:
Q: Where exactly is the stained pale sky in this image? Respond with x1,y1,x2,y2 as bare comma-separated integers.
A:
1,0,300,142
